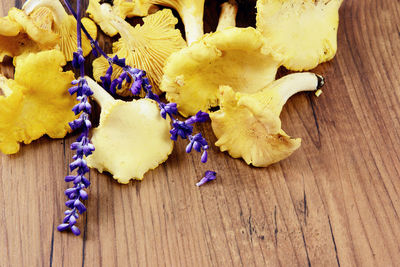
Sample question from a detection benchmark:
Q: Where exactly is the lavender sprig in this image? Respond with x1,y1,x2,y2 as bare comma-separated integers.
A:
58,0,94,236
63,0,215,177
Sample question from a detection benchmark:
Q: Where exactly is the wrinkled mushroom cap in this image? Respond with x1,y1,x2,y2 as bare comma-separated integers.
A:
54,15,97,61
210,86,301,167
0,50,76,154
0,33,46,62
85,78,174,183
87,0,159,37
22,0,98,61
160,27,282,117
125,0,205,44
0,7,59,61
92,9,186,95
8,7,59,45
87,0,123,37
0,16,22,37
256,0,343,70
210,72,322,167
29,7,54,31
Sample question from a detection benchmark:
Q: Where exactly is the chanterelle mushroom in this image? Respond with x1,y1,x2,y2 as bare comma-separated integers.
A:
0,8,58,61
87,0,159,37
92,8,186,95
256,0,343,71
160,27,282,117
0,16,21,37
85,78,174,184
0,50,76,155
23,0,98,61
124,0,205,44
210,72,324,167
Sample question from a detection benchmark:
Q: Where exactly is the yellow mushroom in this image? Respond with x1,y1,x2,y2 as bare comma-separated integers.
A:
87,0,129,37
29,7,54,31
92,8,186,95
210,72,324,167
22,0,98,62
85,77,174,184
124,0,205,44
256,0,343,71
0,50,76,155
8,7,59,45
0,8,58,62
0,16,22,37
160,27,283,117
87,0,159,37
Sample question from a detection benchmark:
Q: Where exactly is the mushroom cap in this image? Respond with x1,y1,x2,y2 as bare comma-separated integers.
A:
0,33,47,62
29,7,54,31
87,0,122,37
160,27,282,117
256,0,343,71
210,85,301,167
0,16,22,37
22,0,98,61
92,8,186,95
123,0,158,17
53,15,98,62
86,96,174,183
0,7,58,62
87,0,159,37
0,50,76,154
122,0,205,44
8,7,59,46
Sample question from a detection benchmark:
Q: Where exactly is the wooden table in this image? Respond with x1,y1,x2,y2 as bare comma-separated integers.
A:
1,0,400,266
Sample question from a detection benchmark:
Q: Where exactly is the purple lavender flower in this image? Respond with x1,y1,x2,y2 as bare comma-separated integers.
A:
196,171,217,186
59,0,93,236
186,133,209,163
62,0,215,198
185,111,210,125
100,65,113,92
170,120,193,141
159,102,177,119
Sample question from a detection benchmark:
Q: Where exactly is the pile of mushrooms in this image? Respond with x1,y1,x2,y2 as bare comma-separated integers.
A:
0,0,344,180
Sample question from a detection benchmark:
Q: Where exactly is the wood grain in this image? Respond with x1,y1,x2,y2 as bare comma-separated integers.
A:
1,0,400,266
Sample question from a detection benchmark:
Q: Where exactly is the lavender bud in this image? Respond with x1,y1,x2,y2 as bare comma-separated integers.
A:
65,199,75,209
65,175,76,182
193,141,202,152
79,189,88,200
69,215,77,225
186,111,210,125
68,86,79,95
74,199,87,214
57,223,70,232
201,151,208,163
81,177,91,187
186,142,193,153
64,210,72,215
71,225,81,236
65,187,77,196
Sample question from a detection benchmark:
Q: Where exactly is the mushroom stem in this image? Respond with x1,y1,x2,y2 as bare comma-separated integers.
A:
180,7,204,45
86,76,115,109
270,72,324,115
23,0,68,24
108,15,136,45
216,1,238,31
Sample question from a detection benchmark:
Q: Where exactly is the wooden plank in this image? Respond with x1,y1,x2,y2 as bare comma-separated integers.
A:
1,0,400,266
